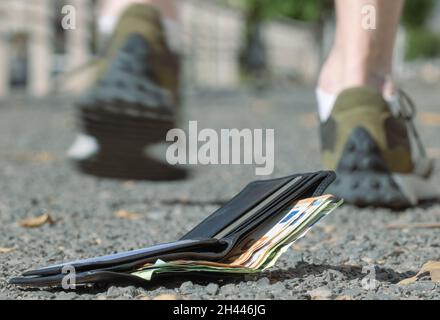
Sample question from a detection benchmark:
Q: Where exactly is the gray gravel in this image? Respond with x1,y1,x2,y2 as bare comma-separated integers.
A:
1,85,440,300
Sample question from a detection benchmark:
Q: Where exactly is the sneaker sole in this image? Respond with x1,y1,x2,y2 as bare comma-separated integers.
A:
326,127,437,209
78,102,175,143
70,102,184,180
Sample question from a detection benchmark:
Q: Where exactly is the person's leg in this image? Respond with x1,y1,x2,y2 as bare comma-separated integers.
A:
319,0,438,208
68,0,186,180
99,0,180,53
317,0,404,121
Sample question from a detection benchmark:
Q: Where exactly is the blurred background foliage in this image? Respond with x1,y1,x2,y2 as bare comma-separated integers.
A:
225,0,440,61
402,0,440,60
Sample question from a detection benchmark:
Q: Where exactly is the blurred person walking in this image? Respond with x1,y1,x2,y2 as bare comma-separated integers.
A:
68,0,437,208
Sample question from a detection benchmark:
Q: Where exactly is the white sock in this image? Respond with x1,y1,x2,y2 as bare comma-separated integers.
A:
98,15,118,36
316,86,399,123
316,88,337,122
67,134,99,160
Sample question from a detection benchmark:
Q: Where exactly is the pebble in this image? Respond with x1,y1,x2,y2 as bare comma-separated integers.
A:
256,277,270,287
220,284,236,296
205,283,219,295
405,282,436,292
307,286,332,299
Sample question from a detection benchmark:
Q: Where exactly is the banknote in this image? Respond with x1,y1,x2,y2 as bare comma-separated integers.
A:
131,195,342,280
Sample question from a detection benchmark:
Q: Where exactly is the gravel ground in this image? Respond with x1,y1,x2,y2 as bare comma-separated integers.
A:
1,85,440,300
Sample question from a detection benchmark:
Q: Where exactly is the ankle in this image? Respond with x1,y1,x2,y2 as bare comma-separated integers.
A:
318,49,390,96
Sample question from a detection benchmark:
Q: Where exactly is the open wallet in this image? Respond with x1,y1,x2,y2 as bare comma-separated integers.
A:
10,170,342,288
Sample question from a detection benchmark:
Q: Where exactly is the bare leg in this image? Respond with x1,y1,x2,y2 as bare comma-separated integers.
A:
318,0,404,96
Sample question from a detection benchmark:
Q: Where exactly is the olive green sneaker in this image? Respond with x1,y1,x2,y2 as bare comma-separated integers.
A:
67,4,185,180
320,86,437,208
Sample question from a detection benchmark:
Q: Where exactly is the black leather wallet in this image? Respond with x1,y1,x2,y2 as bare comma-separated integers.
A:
10,170,336,288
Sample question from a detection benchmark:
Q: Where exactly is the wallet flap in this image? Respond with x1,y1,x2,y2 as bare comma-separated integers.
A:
223,171,336,243
180,174,304,240
181,171,335,240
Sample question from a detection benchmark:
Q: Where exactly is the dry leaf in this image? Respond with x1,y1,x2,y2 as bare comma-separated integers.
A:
0,247,14,254
420,112,440,126
122,181,135,188
386,223,440,230
335,295,352,300
90,238,102,245
153,294,177,300
32,151,55,164
18,213,55,228
323,225,336,233
427,148,440,159
399,261,440,285
136,295,150,300
251,98,271,114
300,113,319,128
361,257,374,264
431,269,440,282
308,287,332,300
114,210,141,221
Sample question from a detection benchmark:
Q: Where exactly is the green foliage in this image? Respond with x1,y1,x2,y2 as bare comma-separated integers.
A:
256,0,332,21
402,0,440,60
226,0,440,60
402,0,435,29
227,0,332,22
405,28,440,61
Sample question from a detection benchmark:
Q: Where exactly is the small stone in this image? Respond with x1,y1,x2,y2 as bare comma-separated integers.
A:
373,293,397,300
270,282,286,294
307,286,332,300
255,292,270,300
153,294,177,300
324,270,346,282
406,281,436,292
205,283,219,295
36,291,55,299
180,281,194,295
220,284,236,296
341,288,363,297
256,277,270,287
106,286,121,297
363,293,396,300
54,292,76,300
123,286,138,297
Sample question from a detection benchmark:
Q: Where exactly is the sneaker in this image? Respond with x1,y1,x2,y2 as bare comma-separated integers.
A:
67,4,185,180
320,86,438,208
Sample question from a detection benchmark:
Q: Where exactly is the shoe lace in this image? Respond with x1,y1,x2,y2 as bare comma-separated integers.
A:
394,89,427,158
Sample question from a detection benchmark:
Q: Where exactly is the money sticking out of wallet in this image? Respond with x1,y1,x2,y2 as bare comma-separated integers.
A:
10,171,342,288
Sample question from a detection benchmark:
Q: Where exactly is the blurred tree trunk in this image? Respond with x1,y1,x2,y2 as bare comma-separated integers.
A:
240,0,267,82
